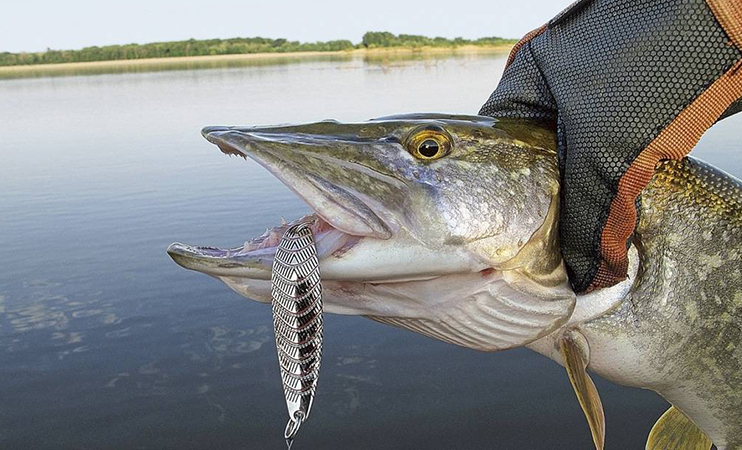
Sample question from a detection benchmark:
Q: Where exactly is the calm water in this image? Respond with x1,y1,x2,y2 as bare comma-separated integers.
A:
1,53,740,450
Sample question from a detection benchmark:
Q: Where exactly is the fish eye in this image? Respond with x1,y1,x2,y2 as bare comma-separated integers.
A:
418,139,440,157
406,126,453,160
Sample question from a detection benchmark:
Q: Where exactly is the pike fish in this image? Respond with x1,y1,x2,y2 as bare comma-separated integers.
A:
167,114,742,449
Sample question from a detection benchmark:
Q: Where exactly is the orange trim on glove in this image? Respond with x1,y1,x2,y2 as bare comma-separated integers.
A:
707,0,742,50
505,24,548,69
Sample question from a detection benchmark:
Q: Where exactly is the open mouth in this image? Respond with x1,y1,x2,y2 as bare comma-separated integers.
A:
167,213,362,278
168,126,392,277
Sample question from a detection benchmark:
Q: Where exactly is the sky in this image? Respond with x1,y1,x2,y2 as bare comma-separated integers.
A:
0,0,573,53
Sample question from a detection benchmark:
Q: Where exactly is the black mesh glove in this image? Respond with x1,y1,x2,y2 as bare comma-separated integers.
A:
480,0,742,293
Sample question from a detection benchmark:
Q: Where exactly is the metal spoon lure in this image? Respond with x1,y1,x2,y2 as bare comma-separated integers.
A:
270,223,323,449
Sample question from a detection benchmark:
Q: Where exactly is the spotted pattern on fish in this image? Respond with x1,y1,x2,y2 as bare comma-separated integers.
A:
583,158,742,448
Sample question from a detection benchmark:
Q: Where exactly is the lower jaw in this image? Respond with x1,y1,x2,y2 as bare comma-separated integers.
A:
216,273,453,316
219,268,576,353
183,213,362,267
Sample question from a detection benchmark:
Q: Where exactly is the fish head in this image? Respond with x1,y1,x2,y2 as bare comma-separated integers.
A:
168,114,575,351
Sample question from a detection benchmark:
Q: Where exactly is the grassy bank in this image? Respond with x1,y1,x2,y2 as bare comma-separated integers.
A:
0,45,514,80
0,32,516,67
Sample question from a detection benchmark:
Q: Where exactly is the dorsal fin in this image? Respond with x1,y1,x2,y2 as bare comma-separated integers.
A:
645,406,712,450
559,330,605,450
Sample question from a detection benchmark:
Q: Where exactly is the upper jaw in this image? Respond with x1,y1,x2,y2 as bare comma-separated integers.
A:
201,126,393,239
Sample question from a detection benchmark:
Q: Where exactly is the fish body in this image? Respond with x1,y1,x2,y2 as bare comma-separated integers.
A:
530,157,742,449
167,115,742,448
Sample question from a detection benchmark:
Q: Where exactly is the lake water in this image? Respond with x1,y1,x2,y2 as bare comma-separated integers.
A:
1,52,740,450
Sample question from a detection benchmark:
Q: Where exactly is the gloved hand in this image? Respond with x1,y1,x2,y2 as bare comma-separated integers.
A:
480,0,742,293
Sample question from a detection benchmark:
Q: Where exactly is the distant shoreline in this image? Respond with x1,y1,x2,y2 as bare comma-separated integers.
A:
0,45,513,79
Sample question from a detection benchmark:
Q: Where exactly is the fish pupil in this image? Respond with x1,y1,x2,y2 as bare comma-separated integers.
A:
419,139,440,157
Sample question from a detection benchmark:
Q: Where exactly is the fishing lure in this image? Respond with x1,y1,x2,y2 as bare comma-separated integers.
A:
270,223,323,448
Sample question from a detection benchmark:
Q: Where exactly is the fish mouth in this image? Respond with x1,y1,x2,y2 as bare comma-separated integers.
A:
167,213,361,279
168,125,395,279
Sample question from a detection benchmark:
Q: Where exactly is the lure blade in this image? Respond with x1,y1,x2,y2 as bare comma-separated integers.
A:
271,223,323,446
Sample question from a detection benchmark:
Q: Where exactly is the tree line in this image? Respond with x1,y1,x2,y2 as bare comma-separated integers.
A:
360,32,514,48
0,32,516,67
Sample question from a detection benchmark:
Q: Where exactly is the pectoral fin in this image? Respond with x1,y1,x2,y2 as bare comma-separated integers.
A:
645,406,712,450
559,330,605,450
